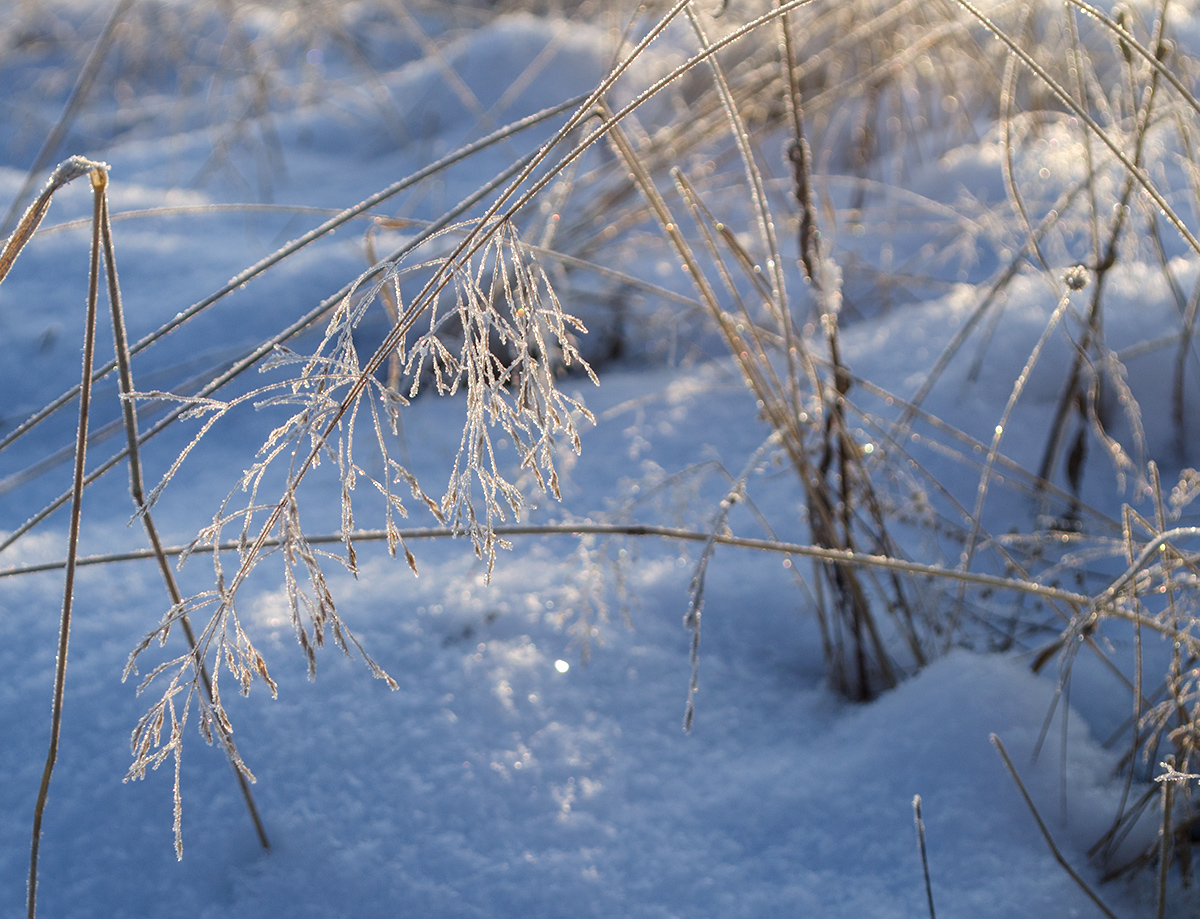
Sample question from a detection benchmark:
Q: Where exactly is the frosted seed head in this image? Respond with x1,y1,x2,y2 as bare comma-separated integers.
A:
1063,265,1088,291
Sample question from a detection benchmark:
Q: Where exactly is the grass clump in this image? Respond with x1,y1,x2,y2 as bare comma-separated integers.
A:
10,0,1200,914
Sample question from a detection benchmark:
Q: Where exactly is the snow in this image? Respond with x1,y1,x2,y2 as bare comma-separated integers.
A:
0,1,1194,917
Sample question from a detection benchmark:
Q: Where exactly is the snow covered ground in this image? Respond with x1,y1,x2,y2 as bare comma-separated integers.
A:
1,1,1196,916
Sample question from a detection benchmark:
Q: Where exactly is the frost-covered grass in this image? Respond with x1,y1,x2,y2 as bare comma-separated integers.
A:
4,0,1200,916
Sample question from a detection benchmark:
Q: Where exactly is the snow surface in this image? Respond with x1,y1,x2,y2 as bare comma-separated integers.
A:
0,2,1194,917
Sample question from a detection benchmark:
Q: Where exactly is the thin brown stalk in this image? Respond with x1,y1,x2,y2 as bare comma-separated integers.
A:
27,164,106,919
913,795,937,919
0,521,1100,609
95,171,270,854
991,734,1124,919
608,63,901,696
1096,504,1145,866
682,433,781,732
1064,3,1102,270
1157,760,1174,919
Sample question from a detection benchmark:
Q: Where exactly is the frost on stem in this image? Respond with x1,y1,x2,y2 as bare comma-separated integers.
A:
401,218,597,571
1063,264,1089,291
124,216,595,851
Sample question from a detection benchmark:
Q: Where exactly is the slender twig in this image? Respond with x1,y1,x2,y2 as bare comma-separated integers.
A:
1037,5,1167,490
95,172,270,852
959,283,1079,579
991,734,1124,919
683,433,781,732
0,522,1099,609
1151,758,1200,919
27,164,106,919
1157,760,1174,919
913,795,937,919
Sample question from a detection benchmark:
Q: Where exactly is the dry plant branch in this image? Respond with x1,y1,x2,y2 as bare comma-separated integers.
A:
0,114,569,559
21,157,107,919
117,2,854,798
0,95,588,460
96,171,270,855
2,156,273,914
602,2,932,699
991,734,1123,919
0,522,1100,608
913,794,937,919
